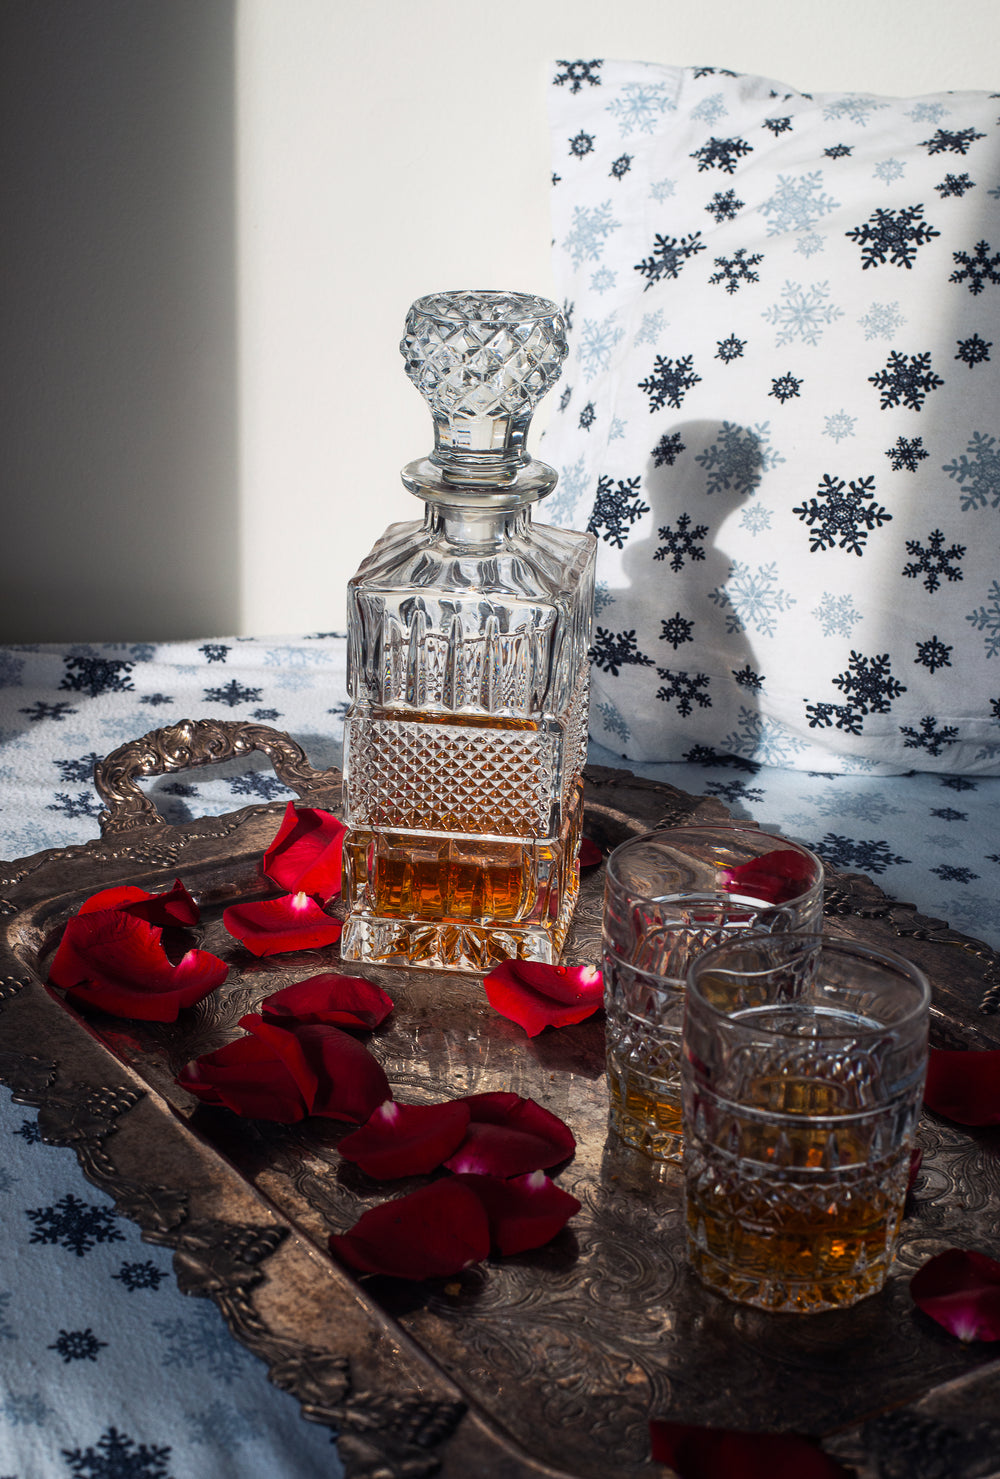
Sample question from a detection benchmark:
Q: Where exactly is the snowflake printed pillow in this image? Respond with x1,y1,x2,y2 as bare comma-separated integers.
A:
541,60,1000,774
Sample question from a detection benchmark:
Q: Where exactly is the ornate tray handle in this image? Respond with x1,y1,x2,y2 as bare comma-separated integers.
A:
93,719,343,837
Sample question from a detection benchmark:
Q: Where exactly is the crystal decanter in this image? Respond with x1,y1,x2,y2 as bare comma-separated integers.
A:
340,290,596,971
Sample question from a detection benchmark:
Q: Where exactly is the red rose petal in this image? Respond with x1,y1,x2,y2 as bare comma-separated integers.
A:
223,892,343,957
262,802,346,903
338,1099,471,1177
259,973,393,1030
579,837,603,868
722,848,819,906
76,880,200,927
444,1092,575,1177
908,1146,923,1194
648,1422,851,1479
456,1171,581,1256
49,910,227,1022
910,1248,1000,1343
177,1029,314,1122
923,1046,1000,1126
290,1021,391,1124
483,960,603,1036
329,1178,491,1279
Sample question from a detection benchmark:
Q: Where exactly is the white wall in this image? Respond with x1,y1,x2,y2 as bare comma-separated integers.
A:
3,0,999,641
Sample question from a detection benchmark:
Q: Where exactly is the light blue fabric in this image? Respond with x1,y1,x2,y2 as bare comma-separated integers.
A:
0,634,997,1475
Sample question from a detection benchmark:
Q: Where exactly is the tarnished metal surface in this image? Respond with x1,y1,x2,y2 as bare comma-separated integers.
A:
0,721,998,1479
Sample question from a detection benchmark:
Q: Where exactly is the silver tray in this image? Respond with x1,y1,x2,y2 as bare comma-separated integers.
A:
1,719,999,1479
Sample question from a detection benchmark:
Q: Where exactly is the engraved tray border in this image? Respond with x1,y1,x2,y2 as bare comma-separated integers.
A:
1,720,999,1479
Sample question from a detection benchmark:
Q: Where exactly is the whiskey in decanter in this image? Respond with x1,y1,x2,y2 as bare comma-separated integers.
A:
340,290,596,971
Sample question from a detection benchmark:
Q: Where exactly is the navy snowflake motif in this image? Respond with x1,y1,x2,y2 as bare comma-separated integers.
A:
49,1328,107,1363
568,130,595,159
793,474,891,556
683,743,760,773
659,613,695,649
931,862,979,882
113,1259,167,1292
708,247,763,294
229,772,293,800
690,136,753,174
252,707,282,721
900,716,960,757
769,372,802,404
203,679,263,707
53,752,102,784
868,350,943,411
705,779,766,806
139,693,173,706
716,334,746,363
806,651,906,735
845,205,940,270
885,435,928,472
705,189,744,223
762,116,793,135
559,385,573,412
935,173,975,198
653,512,708,570
955,332,992,367
27,1193,125,1257
809,835,910,874
732,664,765,691
47,791,103,820
950,241,1000,295
553,60,602,92
634,231,706,289
824,143,853,159
579,401,596,430
652,431,687,466
20,700,78,723
610,154,633,181
920,127,986,155
59,656,134,698
655,668,712,716
914,635,953,673
930,806,966,821
14,1118,42,1143
902,530,966,592
587,475,649,547
62,1426,172,1479
589,628,655,676
198,642,230,663
638,354,702,412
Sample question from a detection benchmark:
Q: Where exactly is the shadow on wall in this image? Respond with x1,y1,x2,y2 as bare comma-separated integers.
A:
0,0,239,643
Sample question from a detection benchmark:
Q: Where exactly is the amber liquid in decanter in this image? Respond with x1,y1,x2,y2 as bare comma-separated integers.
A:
340,291,595,972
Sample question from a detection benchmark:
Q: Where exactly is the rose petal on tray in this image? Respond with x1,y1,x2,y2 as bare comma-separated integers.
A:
579,837,603,869
76,879,200,927
483,960,603,1036
923,1046,1000,1126
223,892,342,956
338,1099,471,1177
49,910,227,1021
259,973,393,1030
177,1022,317,1122
287,1021,391,1124
329,1177,491,1279
262,802,346,902
910,1248,1000,1342
721,848,819,906
444,1092,576,1177
455,1171,581,1256
648,1421,852,1479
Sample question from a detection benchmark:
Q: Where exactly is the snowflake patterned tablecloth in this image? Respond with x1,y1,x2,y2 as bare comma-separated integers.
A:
0,635,998,1478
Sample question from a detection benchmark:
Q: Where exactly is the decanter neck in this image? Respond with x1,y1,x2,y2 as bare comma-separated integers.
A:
401,453,558,527
423,501,532,548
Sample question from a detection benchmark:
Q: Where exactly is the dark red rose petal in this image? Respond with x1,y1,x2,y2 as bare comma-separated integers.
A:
177,1028,315,1122
910,1248,1000,1343
338,1099,471,1177
648,1421,851,1479
262,802,346,903
483,960,603,1036
923,1046,1000,1126
329,1178,491,1279
908,1146,923,1194
260,973,393,1030
49,910,227,1022
289,1021,391,1124
579,837,603,868
76,880,200,927
722,848,819,906
223,892,343,956
444,1092,575,1177
455,1171,581,1256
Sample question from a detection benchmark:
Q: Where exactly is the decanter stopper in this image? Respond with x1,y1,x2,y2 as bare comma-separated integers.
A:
400,290,569,483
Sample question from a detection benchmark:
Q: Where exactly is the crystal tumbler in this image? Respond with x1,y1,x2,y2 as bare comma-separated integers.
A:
602,826,823,1161
682,933,930,1312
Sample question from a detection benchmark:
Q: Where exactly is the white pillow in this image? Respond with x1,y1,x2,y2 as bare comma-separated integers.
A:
542,60,1000,774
